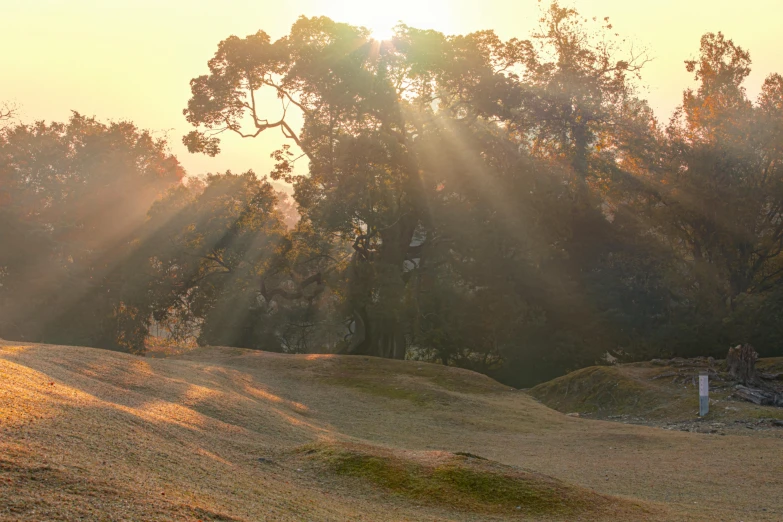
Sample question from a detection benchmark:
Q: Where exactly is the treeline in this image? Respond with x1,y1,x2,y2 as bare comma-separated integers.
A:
2,4,782,386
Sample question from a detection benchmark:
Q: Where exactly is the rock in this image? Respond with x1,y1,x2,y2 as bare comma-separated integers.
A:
566,412,580,417
734,385,776,406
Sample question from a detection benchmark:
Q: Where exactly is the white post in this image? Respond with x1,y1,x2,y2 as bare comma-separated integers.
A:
698,371,709,416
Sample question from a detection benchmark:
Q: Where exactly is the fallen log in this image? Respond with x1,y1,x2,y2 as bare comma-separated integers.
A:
734,385,777,406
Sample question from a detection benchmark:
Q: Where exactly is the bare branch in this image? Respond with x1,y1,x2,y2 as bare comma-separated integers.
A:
0,102,18,130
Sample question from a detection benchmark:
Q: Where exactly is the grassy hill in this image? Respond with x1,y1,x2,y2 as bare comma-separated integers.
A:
529,358,783,428
1,341,782,520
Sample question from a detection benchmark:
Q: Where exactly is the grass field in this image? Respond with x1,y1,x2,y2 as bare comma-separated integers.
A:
1,341,781,520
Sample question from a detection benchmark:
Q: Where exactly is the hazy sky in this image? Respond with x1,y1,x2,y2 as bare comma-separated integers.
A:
3,0,782,179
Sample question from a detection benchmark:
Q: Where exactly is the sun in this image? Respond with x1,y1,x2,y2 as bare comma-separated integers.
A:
363,11,401,41
369,23,396,42
320,0,453,40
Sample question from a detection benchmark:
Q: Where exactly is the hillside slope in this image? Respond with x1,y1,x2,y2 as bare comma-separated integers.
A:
529,358,783,431
1,341,781,520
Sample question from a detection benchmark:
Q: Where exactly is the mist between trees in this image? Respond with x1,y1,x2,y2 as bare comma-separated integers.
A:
2,3,782,387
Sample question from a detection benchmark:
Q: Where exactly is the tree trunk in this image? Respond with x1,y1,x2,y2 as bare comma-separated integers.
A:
345,307,406,359
570,120,591,208
344,214,417,360
726,343,758,384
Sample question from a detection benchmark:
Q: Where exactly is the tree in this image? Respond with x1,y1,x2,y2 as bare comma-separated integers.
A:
514,2,649,200
134,171,349,354
659,34,783,350
134,172,283,350
0,113,183,349
2,4,781,385
594,32,783,358
182,16,523,359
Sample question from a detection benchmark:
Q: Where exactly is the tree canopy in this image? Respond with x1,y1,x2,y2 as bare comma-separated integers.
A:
2,3,782,386
0,113,184,349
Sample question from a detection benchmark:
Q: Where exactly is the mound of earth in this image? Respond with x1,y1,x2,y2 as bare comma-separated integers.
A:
528,366,676,418
291,441,643,519
529,357,783,434
2,341,783,520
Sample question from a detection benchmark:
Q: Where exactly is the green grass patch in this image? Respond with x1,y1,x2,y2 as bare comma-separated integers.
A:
299,443,618,517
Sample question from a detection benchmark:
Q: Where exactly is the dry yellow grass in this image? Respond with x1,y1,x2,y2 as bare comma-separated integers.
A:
1,341,782,521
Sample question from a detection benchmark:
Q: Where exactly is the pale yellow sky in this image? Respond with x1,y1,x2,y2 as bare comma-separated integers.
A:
2,0,781,179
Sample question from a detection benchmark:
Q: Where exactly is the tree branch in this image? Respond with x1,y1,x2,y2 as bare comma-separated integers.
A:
260,272,324,301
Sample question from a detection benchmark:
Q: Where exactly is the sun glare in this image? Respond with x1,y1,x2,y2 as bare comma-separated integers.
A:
370,24,395,42
322,0,453,41
364,12,400,41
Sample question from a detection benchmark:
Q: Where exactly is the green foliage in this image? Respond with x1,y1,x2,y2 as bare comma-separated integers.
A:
0,113,183,350
133,171,290,351
176,3,783,384
2,2,783,387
